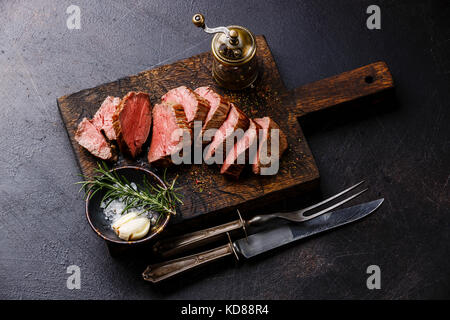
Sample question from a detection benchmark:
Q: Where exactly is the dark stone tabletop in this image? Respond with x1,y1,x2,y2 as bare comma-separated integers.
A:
0,0,448,299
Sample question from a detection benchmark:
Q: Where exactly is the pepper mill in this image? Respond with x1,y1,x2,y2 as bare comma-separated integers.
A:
192,13,258,90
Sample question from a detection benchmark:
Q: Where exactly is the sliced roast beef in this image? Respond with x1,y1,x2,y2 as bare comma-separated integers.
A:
147,103,192,167
220,120,261,179
92,96,121,141
252,117,288,175
113,91,152,158
162,86,210,128
75,118,114,160
194,86,231,141
204,103,250,163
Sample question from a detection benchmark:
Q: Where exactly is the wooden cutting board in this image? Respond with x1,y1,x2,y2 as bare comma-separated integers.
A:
58,36,394,223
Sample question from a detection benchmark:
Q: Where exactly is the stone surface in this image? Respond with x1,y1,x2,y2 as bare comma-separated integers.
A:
0,0,448,299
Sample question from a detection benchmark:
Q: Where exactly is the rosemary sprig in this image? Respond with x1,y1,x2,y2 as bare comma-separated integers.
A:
77,162,182,216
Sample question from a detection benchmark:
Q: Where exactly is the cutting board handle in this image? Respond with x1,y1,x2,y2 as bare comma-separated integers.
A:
290,61,394,117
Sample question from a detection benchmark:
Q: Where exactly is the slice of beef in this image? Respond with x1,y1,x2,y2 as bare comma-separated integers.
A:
194,86,231,141
75,118,114,160
220,120,261,179
162,86,210,128
252,117,288,175
92,96,121,141
113,91,152,158
204,103,250,163
147,103,192,167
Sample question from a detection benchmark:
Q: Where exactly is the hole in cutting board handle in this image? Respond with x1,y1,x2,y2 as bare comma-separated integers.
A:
365,75,374,84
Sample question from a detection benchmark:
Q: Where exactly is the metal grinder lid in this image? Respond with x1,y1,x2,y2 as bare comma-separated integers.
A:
193,14,257,66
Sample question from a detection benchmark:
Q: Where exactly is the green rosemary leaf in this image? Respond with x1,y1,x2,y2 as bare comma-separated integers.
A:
78,161,182,216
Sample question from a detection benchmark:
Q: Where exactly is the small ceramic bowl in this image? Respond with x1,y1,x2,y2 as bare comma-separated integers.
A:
85,166,172,245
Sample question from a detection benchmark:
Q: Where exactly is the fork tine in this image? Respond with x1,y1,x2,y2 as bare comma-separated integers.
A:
297,188,368,222
300,180,365,214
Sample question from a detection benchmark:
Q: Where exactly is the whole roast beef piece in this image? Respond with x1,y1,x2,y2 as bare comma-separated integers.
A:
220,120,261,179
147,103,192,167
252,117,288,175
113,91,152,158
91,96,121,141
162,86,210,128
194,86,231,141
204,103,250,163
75,118,115,160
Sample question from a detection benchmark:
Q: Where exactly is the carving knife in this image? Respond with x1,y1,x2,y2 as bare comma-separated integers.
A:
143,199,383,283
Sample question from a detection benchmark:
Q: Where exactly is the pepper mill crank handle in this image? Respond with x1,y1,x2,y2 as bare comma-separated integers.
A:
192,13,231,38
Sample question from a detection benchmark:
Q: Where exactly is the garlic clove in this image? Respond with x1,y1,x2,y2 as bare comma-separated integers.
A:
129,217,151,240
111,212,138,232
115,217,150,241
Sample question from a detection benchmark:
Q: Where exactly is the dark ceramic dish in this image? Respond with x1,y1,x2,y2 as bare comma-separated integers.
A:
85,166,171,245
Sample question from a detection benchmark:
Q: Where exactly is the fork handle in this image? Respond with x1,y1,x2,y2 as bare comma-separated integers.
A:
153,213,280,258
247,213,277,225
153,219,244,258
153,212,280,258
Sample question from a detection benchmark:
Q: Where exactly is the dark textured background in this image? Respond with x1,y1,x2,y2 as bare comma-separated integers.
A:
0,0,449,299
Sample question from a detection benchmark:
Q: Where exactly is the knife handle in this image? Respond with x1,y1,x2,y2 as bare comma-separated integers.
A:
153,216,246,258
143,243,236,283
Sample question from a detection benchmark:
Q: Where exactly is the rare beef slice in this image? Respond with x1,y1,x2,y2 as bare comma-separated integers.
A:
113,91,152,158
221,119,261,179
91,96,121,141
162,86,210,128
252,117,288,175
75,118,115,160
194,86,231,142
147,103,192,167
204,103,250,164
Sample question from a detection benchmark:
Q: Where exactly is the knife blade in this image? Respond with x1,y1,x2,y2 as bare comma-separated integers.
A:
143,199,383,282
